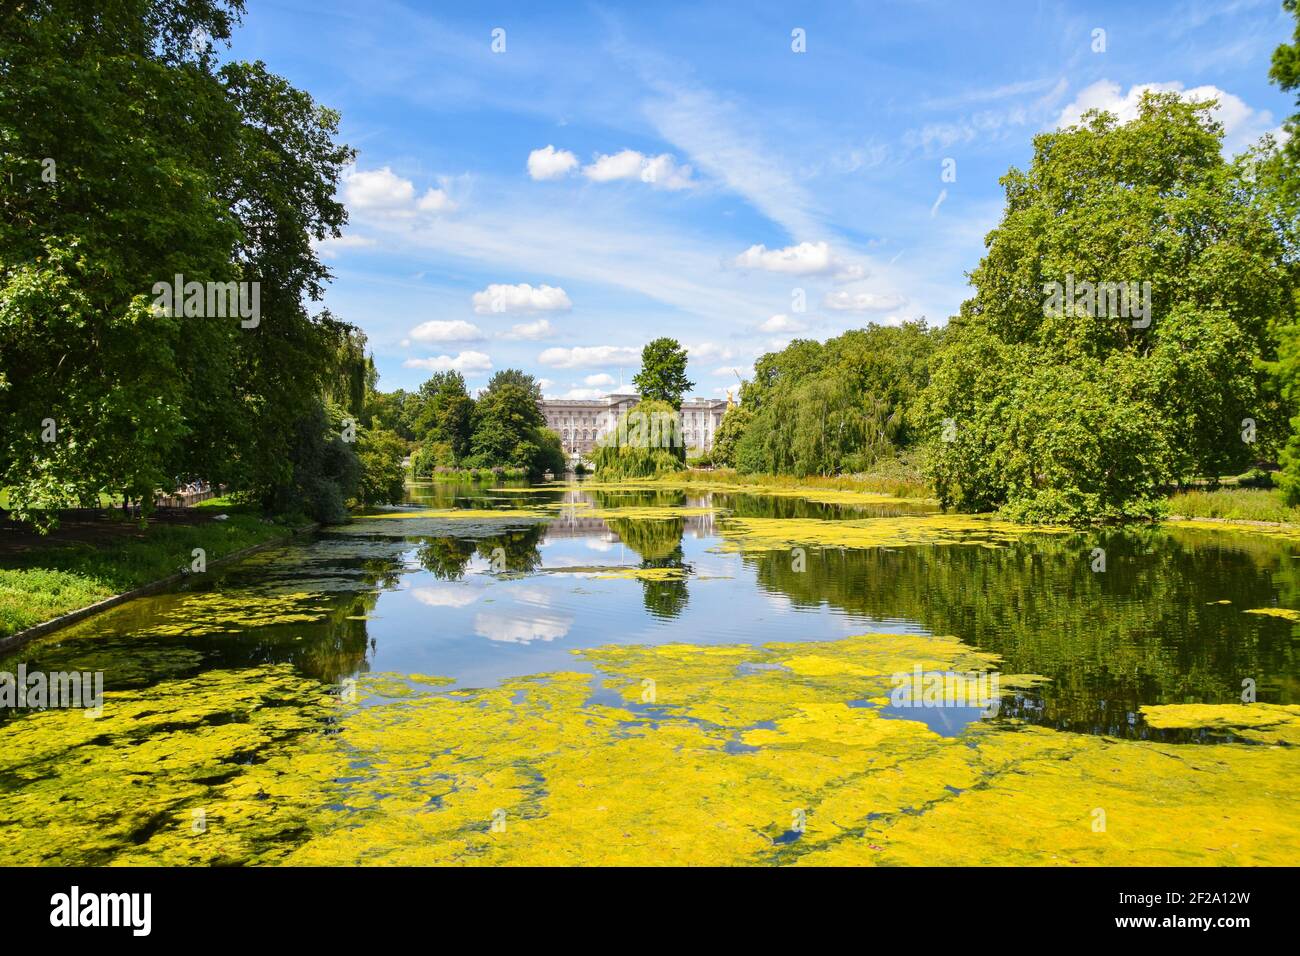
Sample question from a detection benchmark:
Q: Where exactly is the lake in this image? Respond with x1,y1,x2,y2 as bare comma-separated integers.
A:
2,478,1298,865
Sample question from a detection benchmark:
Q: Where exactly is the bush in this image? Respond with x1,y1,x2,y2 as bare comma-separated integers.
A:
927,346,1173,524
410,440,455,478
355,427,407,505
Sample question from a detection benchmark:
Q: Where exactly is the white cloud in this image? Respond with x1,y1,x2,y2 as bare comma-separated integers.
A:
474,610,571,644
409,319,483,343
402,350,492,373
500,318,555,340
1055,79,1278,155
686,341,735,362
733,241,863,281
823,290,906,312
539,345,640,369
313,234,376,259
537,378,555,391
345,167,415,210
345,166,457,218
643,81,823,239
417,188,456,213
583,149,694,189
583,373,616,387
411,585,479,608
560,387,608,400
903,78,1069,156
759,314,807,333
638,153,695,190
472,283,572,314
584,149,644,182
528,145,579,180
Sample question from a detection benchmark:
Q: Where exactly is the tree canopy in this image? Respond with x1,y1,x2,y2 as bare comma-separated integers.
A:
632,338,693,406
0,0,404,526
923,92,1290,522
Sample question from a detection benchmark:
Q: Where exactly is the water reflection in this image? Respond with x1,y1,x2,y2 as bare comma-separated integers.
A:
3,479,1298,743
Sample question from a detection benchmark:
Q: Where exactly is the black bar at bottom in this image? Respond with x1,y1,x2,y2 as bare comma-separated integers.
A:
0,865,1289,942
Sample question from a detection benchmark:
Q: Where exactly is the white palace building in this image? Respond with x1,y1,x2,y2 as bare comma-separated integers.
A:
539,392,729,458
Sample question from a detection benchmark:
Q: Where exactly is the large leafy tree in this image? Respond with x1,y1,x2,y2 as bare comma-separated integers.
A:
411,371,474,462
483,368,543,405
710,404,751,468
591,398,687,478
633,338,693,406
924,92,1290,522
0,1,359,525
465,373,561,477
0,0,246,523
216,58,356,510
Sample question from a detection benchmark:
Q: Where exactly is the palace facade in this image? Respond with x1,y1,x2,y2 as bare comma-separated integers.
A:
539,392,728,457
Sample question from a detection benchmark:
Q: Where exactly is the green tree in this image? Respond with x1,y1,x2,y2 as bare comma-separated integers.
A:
711,404,752,468
0,1,359,528
464,375,558,477
354,426,406,506
591,399,687,478
1262,0,1300,502
412,371,473,462
483,368,543,405
0,0,247,525
633,338,693,406
924,92,1289,522
730,322,935,477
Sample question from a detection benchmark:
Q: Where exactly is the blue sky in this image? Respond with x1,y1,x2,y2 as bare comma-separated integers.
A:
228,0,1295,399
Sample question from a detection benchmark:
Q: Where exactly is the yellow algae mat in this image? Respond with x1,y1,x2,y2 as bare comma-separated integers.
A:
716,513,1072,551
563,478,934,508
1,632,1295,866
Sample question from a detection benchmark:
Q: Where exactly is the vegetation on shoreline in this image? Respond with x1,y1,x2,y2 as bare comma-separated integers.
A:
411,467,531,482
1165,487,1300,525
401,370,565,480
0,498,301,638
666,464,932,499
591,398,689,479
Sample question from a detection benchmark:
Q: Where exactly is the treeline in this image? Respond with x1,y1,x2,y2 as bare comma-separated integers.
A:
382,340,697,482
375,369,565,479
0,1,406,527
715,8,1300,523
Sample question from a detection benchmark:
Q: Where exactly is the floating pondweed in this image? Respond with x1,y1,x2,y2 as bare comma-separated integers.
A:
3,479,1299,867
2,633,1295,866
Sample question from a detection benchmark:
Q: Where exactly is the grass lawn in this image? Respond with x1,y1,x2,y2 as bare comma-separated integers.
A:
0,497,304,639
1165,487,1300,524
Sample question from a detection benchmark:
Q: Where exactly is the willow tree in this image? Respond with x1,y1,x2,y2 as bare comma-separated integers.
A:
592,399,686,479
